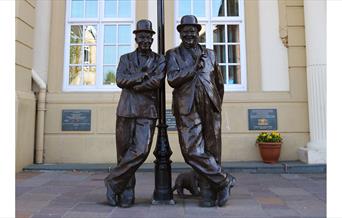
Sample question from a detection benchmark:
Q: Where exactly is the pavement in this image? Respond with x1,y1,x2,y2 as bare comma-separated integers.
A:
16,170,326,218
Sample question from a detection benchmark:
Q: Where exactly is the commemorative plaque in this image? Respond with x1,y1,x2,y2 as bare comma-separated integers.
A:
248,109,277,130
62,109,91,131
165,109,177,131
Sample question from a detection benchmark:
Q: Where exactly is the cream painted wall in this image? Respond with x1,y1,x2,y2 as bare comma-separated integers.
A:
15,0,37,172
148,0,158,53
259,0,289,91
32,0,51,83
43,0,309,164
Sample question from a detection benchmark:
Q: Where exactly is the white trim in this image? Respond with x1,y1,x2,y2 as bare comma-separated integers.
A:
174,0,247,92
63,0,136,92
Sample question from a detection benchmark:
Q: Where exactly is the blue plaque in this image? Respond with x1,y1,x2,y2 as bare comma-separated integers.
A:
248,109,277,130
62,110,91,131
166,109,177,131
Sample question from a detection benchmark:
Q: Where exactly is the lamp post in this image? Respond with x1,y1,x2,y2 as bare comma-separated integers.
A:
152,0,174,204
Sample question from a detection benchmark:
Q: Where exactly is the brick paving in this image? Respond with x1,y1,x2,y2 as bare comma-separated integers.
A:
16,171,326,218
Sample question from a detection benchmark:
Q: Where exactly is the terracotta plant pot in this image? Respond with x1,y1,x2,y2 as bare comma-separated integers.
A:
257,142,282,164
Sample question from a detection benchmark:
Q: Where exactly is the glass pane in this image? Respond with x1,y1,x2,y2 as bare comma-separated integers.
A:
104,0,117,17
227,25,239,42
69,66,82,85
70,25,83,44
193,0,205,17
85,0,98,17
84,25,97,44
104,46,117,65
118,0,131,17
212,0,225,17
199,25,206,43
228,45,240,63
83,66,96,85
118,46,131,57
214,45,226,63
103,66,116,85
71,0,84,18
84,46,96,64
104,25,116,44
118,25,131,44
227,0,239,16
213,25,225,43
179,0,191,17
219,65,227,84
70,46,82,64
228,65,241,84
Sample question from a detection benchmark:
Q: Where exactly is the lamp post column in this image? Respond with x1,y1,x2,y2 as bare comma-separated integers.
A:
152,0,175,204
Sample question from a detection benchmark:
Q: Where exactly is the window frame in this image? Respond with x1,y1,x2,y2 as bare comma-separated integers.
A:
63,0,136,92
174,0,247,91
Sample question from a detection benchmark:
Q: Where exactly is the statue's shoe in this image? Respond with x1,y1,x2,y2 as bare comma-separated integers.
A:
119,188,135,208
217,174,236,207
199,180,217,207
105,182,118,207
199,199,216,207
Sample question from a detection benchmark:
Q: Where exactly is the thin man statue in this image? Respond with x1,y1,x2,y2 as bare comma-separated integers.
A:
104,19,165,208
166,15,236,207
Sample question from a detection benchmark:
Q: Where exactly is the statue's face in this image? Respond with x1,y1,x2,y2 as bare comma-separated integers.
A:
180,25,199,48
135,32,153,52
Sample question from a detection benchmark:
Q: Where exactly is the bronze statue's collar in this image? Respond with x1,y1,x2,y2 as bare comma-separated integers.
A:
179,43,206,61
133,49,154,68
136,48,153,57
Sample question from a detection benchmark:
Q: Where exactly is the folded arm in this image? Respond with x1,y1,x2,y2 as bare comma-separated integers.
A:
116,56,144,89
133,55,166,92
166,51,196,88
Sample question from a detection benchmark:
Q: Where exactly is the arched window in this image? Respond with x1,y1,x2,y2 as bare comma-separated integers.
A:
176,0,247,91
64,0,135,91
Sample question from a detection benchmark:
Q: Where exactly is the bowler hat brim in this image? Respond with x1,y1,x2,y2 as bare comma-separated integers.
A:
177,24,202,32
133,29,156,34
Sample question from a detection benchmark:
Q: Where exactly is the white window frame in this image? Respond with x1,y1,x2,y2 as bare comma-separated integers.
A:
64,0,136,92
174,0,247,91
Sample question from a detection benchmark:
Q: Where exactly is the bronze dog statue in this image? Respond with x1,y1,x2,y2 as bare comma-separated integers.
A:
172,171,200,197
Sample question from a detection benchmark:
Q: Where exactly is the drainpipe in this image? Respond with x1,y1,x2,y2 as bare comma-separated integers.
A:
32,70,46,164
32,0,51,164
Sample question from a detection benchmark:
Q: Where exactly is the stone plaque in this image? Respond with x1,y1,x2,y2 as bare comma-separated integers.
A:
248,109,277,130
166,109,177,131
62,110,91,131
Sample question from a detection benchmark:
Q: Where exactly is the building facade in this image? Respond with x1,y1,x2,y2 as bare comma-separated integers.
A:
15,0,326,172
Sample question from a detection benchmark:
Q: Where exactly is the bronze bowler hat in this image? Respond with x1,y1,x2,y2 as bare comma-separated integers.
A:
133,19,155,34
177,15,202,32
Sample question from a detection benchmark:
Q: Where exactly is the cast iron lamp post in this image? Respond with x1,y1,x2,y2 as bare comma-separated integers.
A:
152,0,175,204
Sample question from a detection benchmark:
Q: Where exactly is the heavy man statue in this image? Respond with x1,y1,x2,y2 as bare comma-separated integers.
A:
166,15,236,207
104,19,165,208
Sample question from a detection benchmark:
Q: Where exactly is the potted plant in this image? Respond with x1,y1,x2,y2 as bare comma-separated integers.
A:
256,132,283,164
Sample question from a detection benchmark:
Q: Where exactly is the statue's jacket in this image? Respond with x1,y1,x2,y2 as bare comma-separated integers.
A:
116,50,165,119
166,45,224,115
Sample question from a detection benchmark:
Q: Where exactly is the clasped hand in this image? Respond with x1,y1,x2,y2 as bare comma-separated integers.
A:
195,53,206,71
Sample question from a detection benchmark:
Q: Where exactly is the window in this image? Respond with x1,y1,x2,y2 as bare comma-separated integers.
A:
64,0,135,91
176,0,247,91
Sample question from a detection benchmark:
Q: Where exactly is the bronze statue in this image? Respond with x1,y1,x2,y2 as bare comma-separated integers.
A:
172,170,200,197
104,19,165,208
166,15,236,207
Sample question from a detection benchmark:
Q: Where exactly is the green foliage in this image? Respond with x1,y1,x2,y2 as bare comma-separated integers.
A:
104,71,116,85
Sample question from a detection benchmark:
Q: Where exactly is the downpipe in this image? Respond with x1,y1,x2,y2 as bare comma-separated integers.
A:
32,69,46,164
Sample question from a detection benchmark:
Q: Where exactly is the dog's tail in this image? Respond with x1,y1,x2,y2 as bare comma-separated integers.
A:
171,185,177,193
